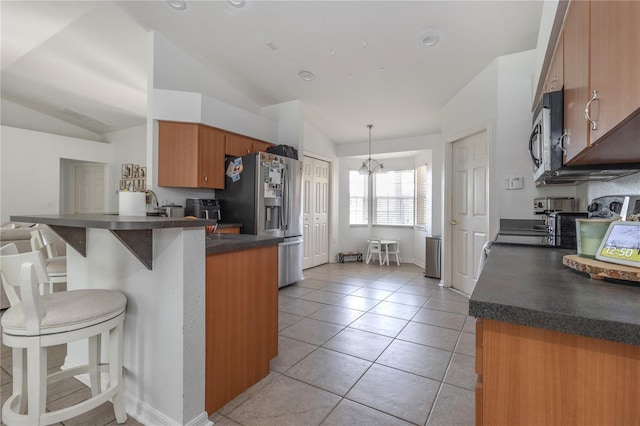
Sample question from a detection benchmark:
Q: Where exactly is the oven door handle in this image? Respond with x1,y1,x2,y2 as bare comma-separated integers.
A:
529,123,541,168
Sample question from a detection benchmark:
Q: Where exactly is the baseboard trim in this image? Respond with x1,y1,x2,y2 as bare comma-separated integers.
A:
63,357,212,426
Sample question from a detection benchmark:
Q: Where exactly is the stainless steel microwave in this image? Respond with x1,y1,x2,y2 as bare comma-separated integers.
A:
529,90,640,186
529,90,564,185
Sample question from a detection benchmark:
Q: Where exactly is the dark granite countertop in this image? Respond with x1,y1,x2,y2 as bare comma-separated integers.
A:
206,234,283,255
470,244,640,346
11,213,217,230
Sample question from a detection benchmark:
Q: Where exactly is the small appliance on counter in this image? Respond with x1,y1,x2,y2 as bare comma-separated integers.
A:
161,205,184,218
185,198,221,221
533,196,576,215
587,195,640,221
548,211,588,249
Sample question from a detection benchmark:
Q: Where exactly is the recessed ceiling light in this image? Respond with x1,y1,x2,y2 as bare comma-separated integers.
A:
166,0,187,11
299,71,315,82
418,30,442,48
227,0,246,8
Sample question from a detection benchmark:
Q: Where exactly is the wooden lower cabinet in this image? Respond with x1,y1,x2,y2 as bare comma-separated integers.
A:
205,245,278,414
476,319,640,425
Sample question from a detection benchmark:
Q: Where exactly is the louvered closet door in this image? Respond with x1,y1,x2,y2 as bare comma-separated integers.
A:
302,156,330,269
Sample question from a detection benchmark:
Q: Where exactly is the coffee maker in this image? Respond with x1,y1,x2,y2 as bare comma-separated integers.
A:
185,199,221,221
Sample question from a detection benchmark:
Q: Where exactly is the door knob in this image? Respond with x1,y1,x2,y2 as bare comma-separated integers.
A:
450,220,457,225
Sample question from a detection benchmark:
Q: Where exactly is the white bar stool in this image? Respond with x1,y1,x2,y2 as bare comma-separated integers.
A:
30,229,66,291
1,244,128,426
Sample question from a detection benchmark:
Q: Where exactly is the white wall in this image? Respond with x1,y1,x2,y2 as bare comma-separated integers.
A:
0,126,114,224
1,99,105,142
576,172,640,210
103,125,148,209
495,51,579,223
152,32,262,115
337,156,419,264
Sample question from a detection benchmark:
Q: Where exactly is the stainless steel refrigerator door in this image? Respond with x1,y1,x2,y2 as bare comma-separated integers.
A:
282,157,303,238
278,236,304,288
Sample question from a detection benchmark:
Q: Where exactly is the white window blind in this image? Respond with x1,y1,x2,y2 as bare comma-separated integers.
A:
349,170,368,225
415,164,432,233
373,170,414,226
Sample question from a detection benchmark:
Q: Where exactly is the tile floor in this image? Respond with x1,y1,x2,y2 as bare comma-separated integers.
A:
212,261,475,426
1,261,475,426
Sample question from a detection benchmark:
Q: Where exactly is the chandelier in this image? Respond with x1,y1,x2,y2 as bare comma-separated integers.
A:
359,124,384,175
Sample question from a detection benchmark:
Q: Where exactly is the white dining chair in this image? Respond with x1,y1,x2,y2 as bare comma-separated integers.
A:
387,238,401,265
1,244,128,426
366,239,385,265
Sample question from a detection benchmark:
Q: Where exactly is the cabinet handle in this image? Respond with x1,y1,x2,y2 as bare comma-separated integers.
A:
204,175,208,183
559,129,568,154
548,75,558,91
584,89,598,131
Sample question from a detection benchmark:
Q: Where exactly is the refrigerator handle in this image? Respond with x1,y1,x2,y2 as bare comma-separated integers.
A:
281,166,288,230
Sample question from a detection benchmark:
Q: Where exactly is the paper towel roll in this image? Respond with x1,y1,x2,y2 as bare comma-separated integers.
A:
119,192,146,216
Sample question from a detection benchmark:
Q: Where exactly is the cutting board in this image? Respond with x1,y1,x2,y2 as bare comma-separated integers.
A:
563,254,640,283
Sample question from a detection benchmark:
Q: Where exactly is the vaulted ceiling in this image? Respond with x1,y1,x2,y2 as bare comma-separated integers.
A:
1,1,543,143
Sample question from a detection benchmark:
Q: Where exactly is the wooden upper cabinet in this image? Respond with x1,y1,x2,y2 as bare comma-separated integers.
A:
158,121,225,189
563,0,590,164
563,0,640,165
544,33,564,94
225,133,274,157
252,140,273,153
225,134,253,157
589,0,640,143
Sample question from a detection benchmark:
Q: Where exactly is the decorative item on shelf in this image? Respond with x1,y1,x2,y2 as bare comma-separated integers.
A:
359,124,385,175
120,163,146,192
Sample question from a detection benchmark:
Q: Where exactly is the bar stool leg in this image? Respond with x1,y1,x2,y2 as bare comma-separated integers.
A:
12,348,28,414
89,335,101,397
110,322,127,423
26,341,47,426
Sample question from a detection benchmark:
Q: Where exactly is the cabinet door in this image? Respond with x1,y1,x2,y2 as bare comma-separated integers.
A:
251,140,272,153
225,134,253,157
199,125,225,189
589,0,640,143
563,0,591,165
158,121,199,187
544,33,564,93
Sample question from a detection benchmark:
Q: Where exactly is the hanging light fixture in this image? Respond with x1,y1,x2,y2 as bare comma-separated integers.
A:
359,124,384,175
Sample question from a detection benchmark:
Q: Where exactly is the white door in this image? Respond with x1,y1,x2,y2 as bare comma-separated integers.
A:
451,131,488,294
312,158,329,266
74,163,106,213
302,156,330,269
302,160,313,269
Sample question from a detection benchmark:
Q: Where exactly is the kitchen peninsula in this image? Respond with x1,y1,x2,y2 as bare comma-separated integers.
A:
470,243,640,425
9,213,282,426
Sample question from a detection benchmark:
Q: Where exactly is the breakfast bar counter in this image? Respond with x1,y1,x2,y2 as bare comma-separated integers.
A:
10,213,219,425
470,244,640,425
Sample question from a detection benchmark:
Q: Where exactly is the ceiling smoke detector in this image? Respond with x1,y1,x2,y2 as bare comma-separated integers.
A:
299,70,315,82
418,30,442,49
166,0,187,11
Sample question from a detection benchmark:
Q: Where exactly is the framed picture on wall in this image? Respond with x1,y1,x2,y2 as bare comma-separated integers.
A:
137,179,146,192
132,164,140,179
140,167,146,179
119,180,127,191
122,164,132,179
